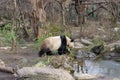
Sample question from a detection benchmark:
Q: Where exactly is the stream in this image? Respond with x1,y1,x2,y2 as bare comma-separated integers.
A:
85,60,120,79
74,59,120,80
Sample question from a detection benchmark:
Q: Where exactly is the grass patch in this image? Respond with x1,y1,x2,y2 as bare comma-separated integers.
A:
0,23,17,46
33,56,52,67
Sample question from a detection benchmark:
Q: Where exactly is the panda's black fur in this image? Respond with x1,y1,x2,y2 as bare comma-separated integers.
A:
58,35,67,55
39,35,74,57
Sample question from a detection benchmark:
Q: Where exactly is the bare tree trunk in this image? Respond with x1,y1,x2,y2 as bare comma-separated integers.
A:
61,4,66,27
11,0,17,52
78,14,84,38
56,0,67,33
50,2,54,23
61,4,65,32
75,0,86,38
109,0,119,27
11,28,17,52
31,0,46,40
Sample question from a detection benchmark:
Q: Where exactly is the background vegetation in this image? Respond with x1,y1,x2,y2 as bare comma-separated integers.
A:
0,0,120,51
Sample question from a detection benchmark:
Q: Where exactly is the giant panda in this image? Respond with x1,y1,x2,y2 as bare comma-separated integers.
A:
38,35,74,57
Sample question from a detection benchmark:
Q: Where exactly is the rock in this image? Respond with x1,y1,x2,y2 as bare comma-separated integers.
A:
74,42,85,49
50,55,73,69
76,50,96,59
115,44,120,53
81,39,93,46
113,78,120,80
114,27,120,32
20,47,27,49
103,53,112,60
74,73,103,80
103,52,120,60
0,46,11,50
107,41,120,52
14,67,75,80
0,59,5,67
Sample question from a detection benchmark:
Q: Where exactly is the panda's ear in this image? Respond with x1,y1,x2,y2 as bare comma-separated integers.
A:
71,39,74,42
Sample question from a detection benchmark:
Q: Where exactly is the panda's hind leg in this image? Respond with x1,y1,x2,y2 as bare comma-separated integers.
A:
39,48,53,56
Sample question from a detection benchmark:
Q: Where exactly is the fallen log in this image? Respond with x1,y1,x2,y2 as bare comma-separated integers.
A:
0,66,14,74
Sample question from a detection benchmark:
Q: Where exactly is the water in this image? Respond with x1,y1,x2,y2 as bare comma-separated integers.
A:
85,60,120,79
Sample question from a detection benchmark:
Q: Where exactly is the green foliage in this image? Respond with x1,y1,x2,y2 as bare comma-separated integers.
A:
68,48,77,59
5,27,16,46
43,23,71,36
34,61,47,67
43,23,62,35
0,23,17,46
1,13,9,19
92,38,106,45
49,24,61,33
34,56,52,67
87,38,106,52
3,23,11,31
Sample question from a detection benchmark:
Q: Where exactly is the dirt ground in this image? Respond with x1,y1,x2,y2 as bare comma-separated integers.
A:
0,46,39,80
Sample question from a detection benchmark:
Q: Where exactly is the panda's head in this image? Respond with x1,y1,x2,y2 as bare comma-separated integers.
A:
66,36,74,48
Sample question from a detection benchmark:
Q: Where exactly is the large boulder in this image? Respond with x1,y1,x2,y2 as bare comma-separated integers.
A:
14,67,75,80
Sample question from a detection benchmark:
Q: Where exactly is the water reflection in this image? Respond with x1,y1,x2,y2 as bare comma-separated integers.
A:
85,60,120,78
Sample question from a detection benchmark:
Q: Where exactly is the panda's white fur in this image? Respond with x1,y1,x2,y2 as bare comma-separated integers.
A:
42,36,61,51
39,35,74,57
